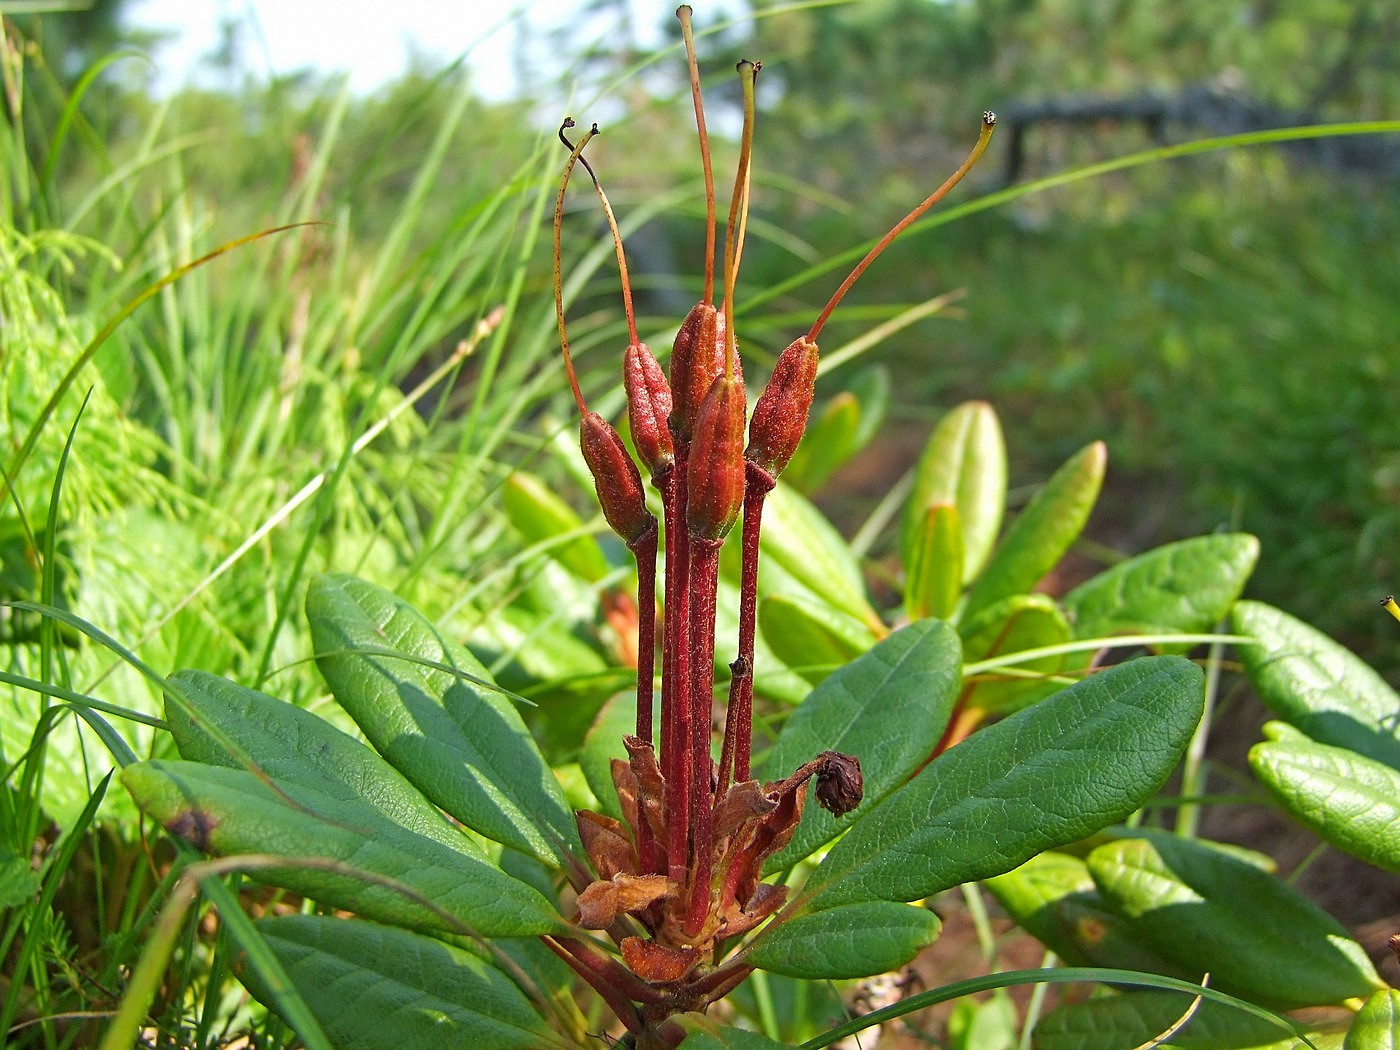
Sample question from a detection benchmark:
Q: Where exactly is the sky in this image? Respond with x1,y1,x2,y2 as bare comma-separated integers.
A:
124,0,640,99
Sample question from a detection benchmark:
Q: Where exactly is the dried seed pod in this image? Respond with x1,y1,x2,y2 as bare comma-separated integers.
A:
685,373,747,541
623,342,674,477
812,750,863,816
746,335,818,479
668,301,721,445
580,412,655,547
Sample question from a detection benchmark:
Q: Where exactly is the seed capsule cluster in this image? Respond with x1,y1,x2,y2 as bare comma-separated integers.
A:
546,7,994,1041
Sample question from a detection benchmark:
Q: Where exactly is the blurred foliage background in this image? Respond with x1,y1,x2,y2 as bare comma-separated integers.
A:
9,0,1400,657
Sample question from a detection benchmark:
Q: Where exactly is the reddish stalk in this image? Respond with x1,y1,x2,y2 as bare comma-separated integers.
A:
807,111,997,343
677,4,717,304
559,121,662,764
719,59,760,378
543,938,648,1034
717,465,773,796
684,538,722,936
665,453,693,886
552,118,601,415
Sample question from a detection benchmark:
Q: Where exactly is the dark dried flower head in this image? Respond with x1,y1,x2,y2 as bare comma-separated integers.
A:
747,335,818,479
623,342,674,476
580,412,655,547
685,373,747,541
813,750,864,816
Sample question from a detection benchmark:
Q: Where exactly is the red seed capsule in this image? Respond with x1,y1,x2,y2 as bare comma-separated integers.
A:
623,342,674,477
580,412,655,547
668,301,721,445
746,335,817,479
685,373,747,541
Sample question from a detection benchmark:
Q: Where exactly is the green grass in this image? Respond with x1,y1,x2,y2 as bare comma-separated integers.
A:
0,36,620,1045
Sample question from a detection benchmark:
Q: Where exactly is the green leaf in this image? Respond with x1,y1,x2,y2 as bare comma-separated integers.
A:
1231,601,1400,770
1250,739,1400,873
0,850,40,908
579,692,636,821
759,593,880,684
796,656,1204,912
782,390,860,494
501,471,611,584
714,576,811,705
676,1015,797,1048
904,502,964,621
1034,990,1322,1050
959,594,1072,715
965,441,1105,621
746,901,940,979
761,619,961,871
759,485,879,629
901,401,1006,585
244,915,565,1050
1064,533,1259,642
307,574,580,866
947,989,1016,1050
164,670,484,859
985,852,1192,976
121,760,562,938
1346,990,1400,1050
1087,832,1382,1008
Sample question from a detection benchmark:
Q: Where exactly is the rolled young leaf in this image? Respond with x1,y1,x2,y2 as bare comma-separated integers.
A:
757,485,880,629
901,400,1006,587
1232,600,1400,770
501,471,611,584
122,760,562,938
243,915,567,1050
793,656,1204,913
1346,989,1400,1050
744,900,941,979
761,619,961,871
903,502,964,622
307,574,581,866
964,440,1105,621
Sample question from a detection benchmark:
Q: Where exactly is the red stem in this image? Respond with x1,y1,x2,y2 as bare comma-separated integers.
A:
630,523,658,744
628,520,660,873
717,466,772,795
807,112,996,343
685,539,722,937
665,452,693,886
543,938,646,1033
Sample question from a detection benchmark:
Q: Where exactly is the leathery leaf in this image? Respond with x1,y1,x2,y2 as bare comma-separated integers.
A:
122,760,561,938
795,656,1204,912
164,669,483,859
307,573,579,866
243,915,566,1050
745,901,941,980
1232,600,1400,770
1250,738,1400,873
1087,831,1382,1008
762,619,961,871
